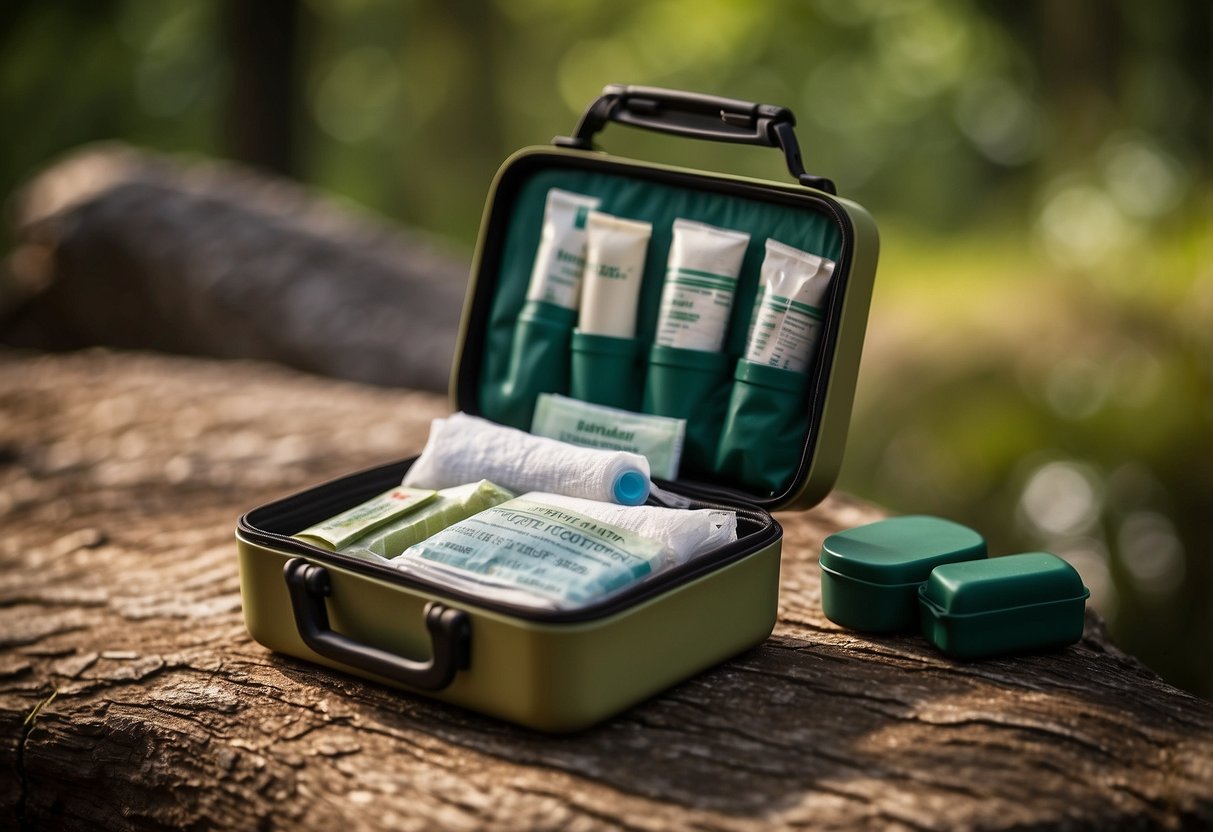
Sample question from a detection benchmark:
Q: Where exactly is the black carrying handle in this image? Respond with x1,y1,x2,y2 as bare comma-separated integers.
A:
553,84,836,194
283,558,470,691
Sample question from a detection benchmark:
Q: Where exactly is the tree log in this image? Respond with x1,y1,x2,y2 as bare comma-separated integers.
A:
1,145,469,392
1,349,1210,830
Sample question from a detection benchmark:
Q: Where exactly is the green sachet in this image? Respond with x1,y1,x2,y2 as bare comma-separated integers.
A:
294,486,438,550
341,480,515,559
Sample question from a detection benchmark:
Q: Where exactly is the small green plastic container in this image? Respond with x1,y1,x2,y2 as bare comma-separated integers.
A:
570,330,642,411
919,552,1089,660
819,516,987,632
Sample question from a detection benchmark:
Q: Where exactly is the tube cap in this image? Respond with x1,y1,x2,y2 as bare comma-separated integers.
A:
613,470,650,506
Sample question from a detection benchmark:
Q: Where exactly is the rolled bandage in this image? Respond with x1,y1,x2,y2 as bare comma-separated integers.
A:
403,412,651,505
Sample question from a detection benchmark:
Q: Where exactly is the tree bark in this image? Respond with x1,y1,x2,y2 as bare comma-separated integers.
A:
222,0,304,178
1,145,469,392
1,349,1210,830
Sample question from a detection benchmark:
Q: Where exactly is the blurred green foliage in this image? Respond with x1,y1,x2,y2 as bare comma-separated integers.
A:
2,0,1210,694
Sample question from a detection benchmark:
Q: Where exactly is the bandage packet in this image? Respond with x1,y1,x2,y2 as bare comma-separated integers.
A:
392,497,667,609
340,480,515,560
391,494,736,610
294,486,438,550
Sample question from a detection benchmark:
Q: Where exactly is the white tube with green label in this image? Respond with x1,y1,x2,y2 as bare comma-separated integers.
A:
526,189,602,309
744,239,836,373
578,211,653,338
654,219,751,352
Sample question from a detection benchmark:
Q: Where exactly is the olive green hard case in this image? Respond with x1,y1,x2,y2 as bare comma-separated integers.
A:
236,85,879,732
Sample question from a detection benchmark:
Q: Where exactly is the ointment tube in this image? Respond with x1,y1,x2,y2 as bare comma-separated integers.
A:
526,189,602,309
744,239,836,373
654,219,751,352
578,211,653,338
492,188,601,429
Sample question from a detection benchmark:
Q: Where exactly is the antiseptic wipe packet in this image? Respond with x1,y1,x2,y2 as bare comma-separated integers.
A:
531,393,685,480
390,494,737,609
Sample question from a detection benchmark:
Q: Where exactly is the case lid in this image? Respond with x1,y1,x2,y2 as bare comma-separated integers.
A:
920,552,1090,617
451,85,880,511
819,515,987,586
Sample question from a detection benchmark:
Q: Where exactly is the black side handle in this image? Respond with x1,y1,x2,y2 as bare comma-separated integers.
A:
283,558,470,691
553,84,836,194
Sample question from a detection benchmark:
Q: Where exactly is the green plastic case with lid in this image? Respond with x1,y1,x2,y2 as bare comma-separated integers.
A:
236,85,879,732
819,516,987,632
919,552,1090,659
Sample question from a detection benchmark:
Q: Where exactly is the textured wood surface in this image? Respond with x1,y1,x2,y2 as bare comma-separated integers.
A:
2,349,1211,830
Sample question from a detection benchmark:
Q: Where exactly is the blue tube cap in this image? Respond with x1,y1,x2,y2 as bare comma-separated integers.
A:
613,470,650,506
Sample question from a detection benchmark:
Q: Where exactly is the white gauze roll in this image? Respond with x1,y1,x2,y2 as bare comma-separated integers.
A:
403,412,652,505
520,491,737,567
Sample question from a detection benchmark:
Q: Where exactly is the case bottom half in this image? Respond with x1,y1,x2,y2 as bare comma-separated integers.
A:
237,533,781,732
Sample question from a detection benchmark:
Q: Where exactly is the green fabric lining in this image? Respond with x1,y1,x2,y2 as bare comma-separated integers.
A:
570,332,642,411
715,360,810,492
479,164,844,480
